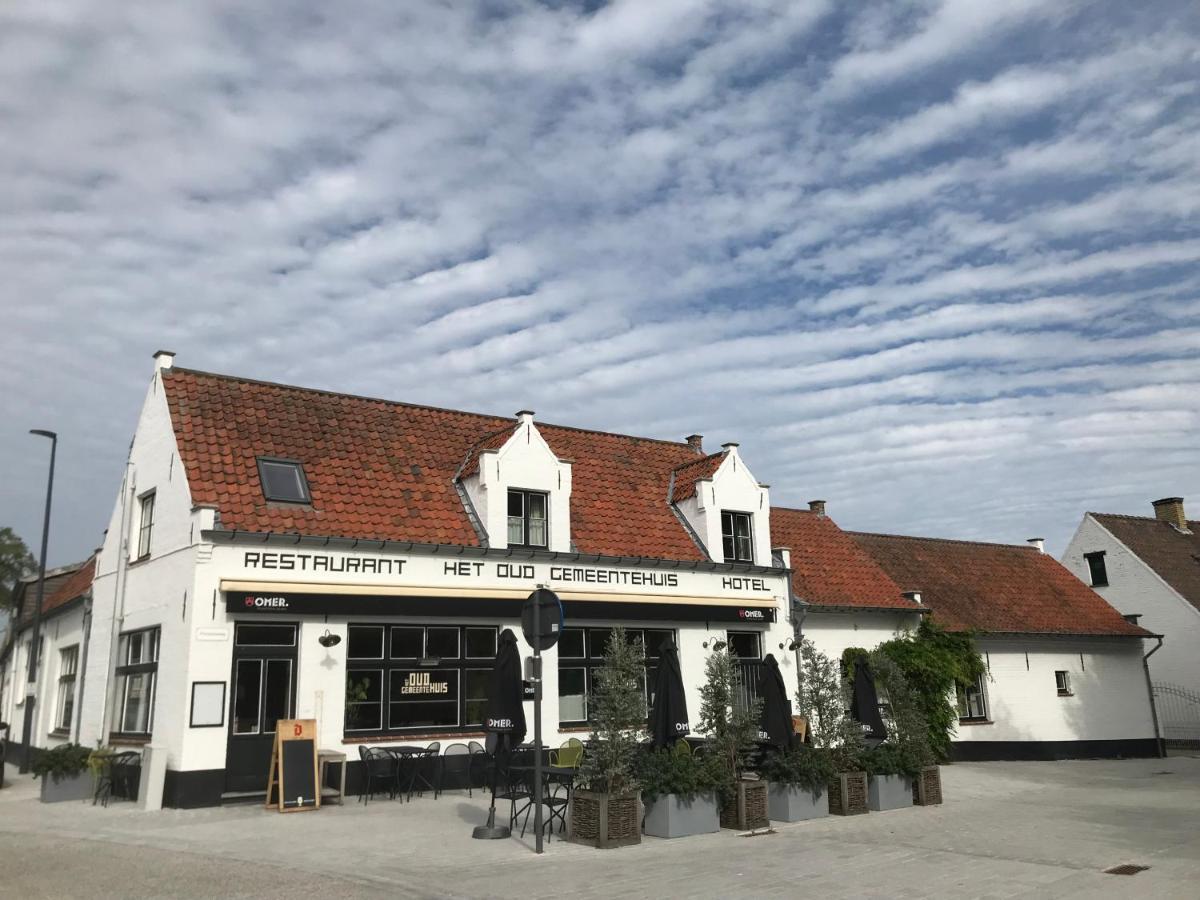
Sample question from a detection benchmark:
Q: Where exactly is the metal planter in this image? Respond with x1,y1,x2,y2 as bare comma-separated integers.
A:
867,774,914,811
767,783,829,822
39,772,93,803
643,791,720,838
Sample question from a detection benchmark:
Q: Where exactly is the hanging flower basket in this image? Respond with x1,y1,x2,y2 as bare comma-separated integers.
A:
569,790,642,849
827,771,869,816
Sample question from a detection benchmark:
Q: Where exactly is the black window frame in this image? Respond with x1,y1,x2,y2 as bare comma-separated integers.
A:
111,626,161,738
345,624,498,736
506,488,549,549
556,626,674,727
956,672,989,722
256,456,312,504
1084,551,1108,587
1055,670,1073,697
721,510,754,563
136,491,155,560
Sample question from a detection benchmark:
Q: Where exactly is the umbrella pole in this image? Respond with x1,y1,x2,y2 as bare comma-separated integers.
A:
472,741,512,839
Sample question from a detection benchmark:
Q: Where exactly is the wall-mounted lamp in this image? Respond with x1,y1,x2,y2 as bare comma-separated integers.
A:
318,629,342,648
702,635,727,652
779,638,800,652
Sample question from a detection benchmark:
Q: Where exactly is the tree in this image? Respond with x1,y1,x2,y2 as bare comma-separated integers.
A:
795,638,863,772
0,527,35,612
697,648,761,801
578,626,647,795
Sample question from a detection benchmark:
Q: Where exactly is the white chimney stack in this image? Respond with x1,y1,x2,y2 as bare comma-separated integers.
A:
1027,538,1045,554
515,409,535,426
153,349,176,372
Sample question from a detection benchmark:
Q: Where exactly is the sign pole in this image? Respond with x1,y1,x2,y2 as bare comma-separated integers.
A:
532,589,543,854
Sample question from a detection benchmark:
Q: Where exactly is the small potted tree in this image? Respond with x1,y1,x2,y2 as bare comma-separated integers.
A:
862,651,934,812
638,745,723,838
796,638,868,816
698,648,766,830
761,745,836,822
570,627,646,848
31,743,94,803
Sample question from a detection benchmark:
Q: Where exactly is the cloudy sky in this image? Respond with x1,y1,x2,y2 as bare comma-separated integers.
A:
2,0,1198,568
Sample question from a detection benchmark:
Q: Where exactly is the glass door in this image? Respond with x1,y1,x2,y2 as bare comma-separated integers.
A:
225,623,297,793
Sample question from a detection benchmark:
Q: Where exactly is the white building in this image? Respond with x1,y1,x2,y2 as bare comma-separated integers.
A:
1062,497,1200,746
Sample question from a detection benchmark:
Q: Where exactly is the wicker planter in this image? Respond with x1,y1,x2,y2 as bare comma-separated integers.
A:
39,771,92,803
912,765,943,806
719,779,769,831
767,783,829,822
867,774,913,811
643,792,720,838
569,790,642,848
827,772,869,816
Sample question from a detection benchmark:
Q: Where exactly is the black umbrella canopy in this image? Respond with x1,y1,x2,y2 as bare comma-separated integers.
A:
757,654,796,750
649,639,690,748
483,628,526,746
849,659,888,742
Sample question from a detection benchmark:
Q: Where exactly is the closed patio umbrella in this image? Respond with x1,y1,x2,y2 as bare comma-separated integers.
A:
473,629,526,839
849,659,888,743
649,639,689,748
757,653,795,750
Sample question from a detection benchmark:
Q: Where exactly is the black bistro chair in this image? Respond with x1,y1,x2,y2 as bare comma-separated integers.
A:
94,751,141,807
439,743,473,797
467,740,487,790
497,746,535,835
406,742,440,800
358,746,397,804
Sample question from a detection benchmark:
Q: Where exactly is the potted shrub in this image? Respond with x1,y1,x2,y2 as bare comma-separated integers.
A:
761,745,835,822
637,746,723,838
698,648,767,831
796,638,868,816
862,651,935,812
862,742,917,811
570,627,646,849
31,743,94,803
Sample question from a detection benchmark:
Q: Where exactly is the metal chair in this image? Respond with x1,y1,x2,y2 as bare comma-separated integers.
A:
406,742,440,800
439,743,473,797
496,747,534,834
94,751,141,807
358,746,397,804
467,740,487,790
672,739,693,757
549,738,584,769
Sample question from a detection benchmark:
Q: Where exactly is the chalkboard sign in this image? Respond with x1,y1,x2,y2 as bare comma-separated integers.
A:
265,719,320,813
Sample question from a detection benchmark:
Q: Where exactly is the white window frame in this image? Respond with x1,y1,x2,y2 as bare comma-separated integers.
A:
112,626,160,736
136,491,155,559
721,510,755,563
55,645,79,732
957,672,989,722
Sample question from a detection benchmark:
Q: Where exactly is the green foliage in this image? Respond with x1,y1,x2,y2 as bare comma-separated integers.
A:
795,638,864,773
30,743,92,783
0,527,35,612
874,619,986,762
578,626,647,795
866,650,935,775
636,746,725,802
861,741,926,778
760,746,837,793
697,648,762,801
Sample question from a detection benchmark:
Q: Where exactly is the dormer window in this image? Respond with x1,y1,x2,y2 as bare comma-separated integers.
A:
257,458,311,504
721,511,754,563
1084,551,1108,587
507,489,548,548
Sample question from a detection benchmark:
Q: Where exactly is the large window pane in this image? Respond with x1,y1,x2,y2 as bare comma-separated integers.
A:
236,624,297,647
262,659,292,733
642,630,671,660
121,672,153,733
464,669,490,726
527,493,547,547
348,625,384,659
233,659,262,734
346,668,383,731
388,669,459,729
559,668,587,723
558,628,585,659
465,627,497,659
390,627,423,659
727,631,761,660
426,627,460,660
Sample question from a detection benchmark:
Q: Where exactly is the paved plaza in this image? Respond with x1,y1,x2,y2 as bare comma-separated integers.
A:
2,757,1199,899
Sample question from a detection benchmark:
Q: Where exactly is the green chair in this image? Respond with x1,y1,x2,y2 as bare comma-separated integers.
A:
671,739,693,758
550,738,584,769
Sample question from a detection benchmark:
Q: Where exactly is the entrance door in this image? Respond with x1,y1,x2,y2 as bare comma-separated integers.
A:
226,623,298,793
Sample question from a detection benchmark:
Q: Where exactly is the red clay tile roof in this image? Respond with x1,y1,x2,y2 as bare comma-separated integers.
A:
771,507,915,610
15,557,94,627
457,425,520,480
669,452,726,502
1092,513,1200,613
850,532,1148,637
163,368,709,560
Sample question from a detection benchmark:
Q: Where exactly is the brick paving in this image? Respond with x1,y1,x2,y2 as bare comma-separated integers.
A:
2,757,1198,899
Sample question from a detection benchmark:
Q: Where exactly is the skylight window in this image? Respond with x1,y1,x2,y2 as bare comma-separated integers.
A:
257,458,311,503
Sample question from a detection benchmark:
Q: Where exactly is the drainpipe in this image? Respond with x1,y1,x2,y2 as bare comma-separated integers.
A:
1142,635,1165,758
98,463,135,740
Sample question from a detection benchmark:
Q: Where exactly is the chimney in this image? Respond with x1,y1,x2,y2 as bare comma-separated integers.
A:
1026,537,1044,553
515,409,535,426
152,349,175,372
1152,497,1187,530
902,590,922,605
808,500,826,517
686,434,704,452
1122,613,1142,626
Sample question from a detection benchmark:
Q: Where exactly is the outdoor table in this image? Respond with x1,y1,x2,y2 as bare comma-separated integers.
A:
509,764,577,836
383,746,424,801
318,749,348,806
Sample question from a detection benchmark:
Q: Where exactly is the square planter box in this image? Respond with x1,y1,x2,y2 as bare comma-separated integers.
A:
828,772,869,816
39,772,93,803
767,783,829,822
643,791,720,838
913,766,942,806
720,779,769,831
569,790,642,849
867,774,914,812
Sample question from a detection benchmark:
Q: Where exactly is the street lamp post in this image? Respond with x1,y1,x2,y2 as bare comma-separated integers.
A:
19,429,56,773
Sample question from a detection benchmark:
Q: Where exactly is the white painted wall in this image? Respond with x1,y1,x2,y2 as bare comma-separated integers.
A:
0,606,87,751
958,639,1156,744
676,446,773,564
1063,515,1200,693
801,610,920,670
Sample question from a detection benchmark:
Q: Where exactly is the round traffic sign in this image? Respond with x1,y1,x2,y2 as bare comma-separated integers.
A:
521,588,563,651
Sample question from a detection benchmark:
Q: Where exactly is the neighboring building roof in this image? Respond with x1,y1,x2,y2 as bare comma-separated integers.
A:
12,557,94,629
770,507,915,611
669,452,726,502
163,367,710,560
1091,512,1200,614
850,532,1148,637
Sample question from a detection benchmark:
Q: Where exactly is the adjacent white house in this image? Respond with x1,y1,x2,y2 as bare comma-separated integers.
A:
1062,497,1200,747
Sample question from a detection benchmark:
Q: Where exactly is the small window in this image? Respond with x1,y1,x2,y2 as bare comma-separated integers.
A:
112,627,160,736
507,489,548,549
956,673,988,722
721,511,754,563
1084,551,1108,587
1055,670,1072,696
727,631,761,660
56,645,79,732
136,492,155,559
257,458,311,504
464,627,497,659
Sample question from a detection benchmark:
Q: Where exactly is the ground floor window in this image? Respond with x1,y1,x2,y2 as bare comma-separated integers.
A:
111,627,160,736
345,624,497,735
957,672,988,722
56,645,79,732
557,627,674,726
